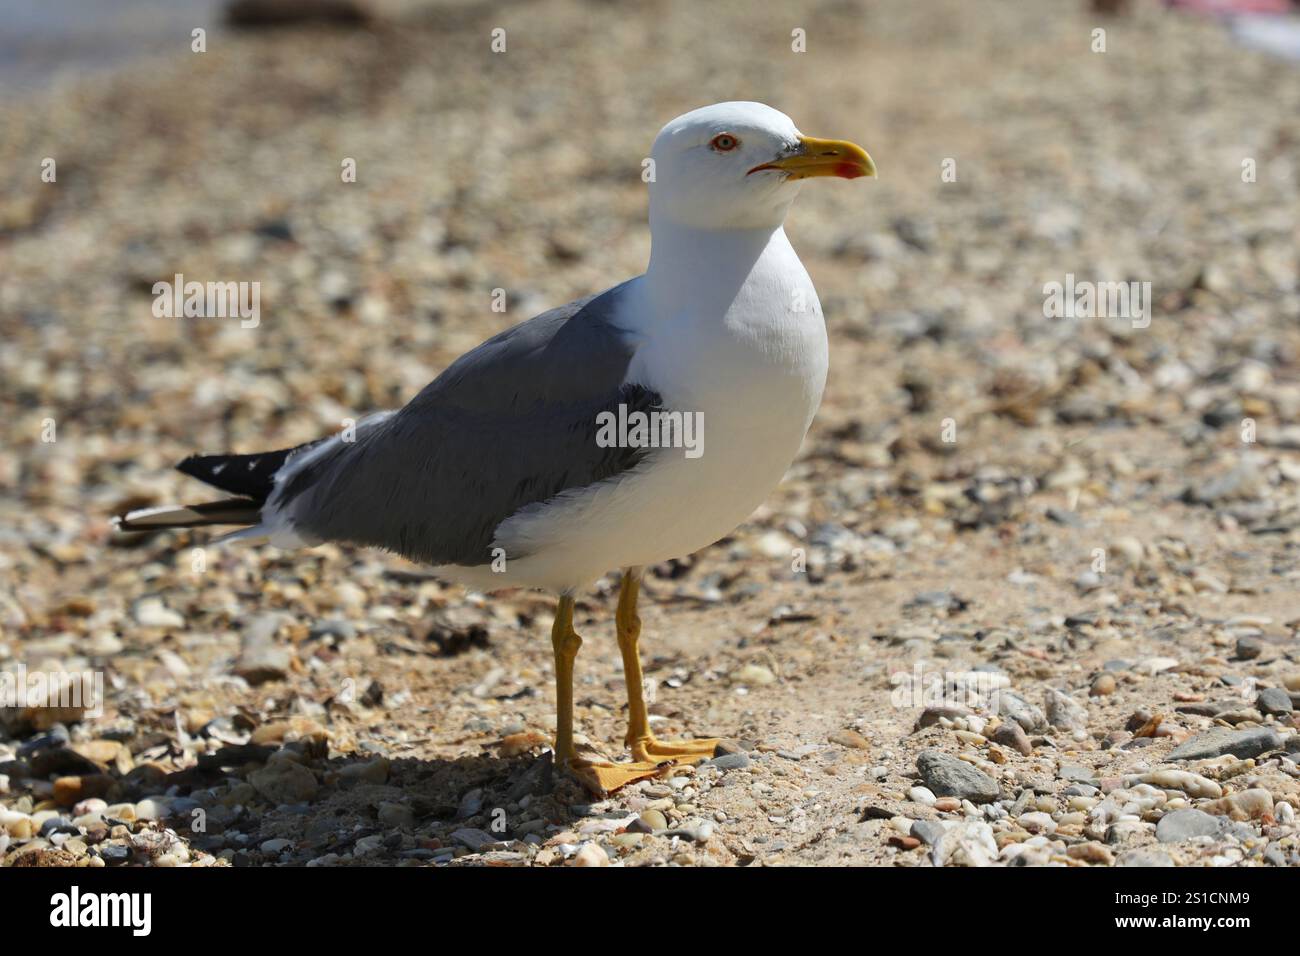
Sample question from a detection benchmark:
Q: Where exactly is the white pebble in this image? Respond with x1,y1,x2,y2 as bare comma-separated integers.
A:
908,786,937,806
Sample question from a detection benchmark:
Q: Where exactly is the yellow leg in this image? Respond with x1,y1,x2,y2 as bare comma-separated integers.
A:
550,594,666,795
616,571,720,765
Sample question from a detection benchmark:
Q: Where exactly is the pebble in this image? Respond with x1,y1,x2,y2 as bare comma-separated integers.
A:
910,819,946,846
457,788,484,819
1090,673,1117,697
1235,636,1263,660
732,664,776,686
907,786,937,806
996,691,1047,733
914,705,972,730
1256,688,1293,716
353,834,384,856
1067,842,1114,865
1200,788,1273,821
1018,811,1056,834
638,809,668,831
1156,808,1224,843
828,728,870,750
134,798,168,821
450,828,497,851
1045,689,1089,732
132,597,185,629
1140,769,1222,798
248,758,319,804
337,756,390,785
988,721,1032,756
1116,848,1174,867
99,844,131,866
661,820,714,842
710,753,750,771
571,843,609,866
931,820,997,867
916,750,999,804
378,802,416,829
1166,727,1282,761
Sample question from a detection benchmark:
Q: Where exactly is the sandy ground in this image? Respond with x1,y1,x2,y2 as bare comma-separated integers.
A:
1,0,1299,867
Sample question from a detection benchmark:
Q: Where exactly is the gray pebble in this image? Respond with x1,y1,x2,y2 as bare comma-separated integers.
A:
1256,688,1293,716
916,750,999,804
1116,847,1174,867
1235,636,1263,660
1166,727,1282,761
1156,808,1224,843
996,691,1047,733
910,819,946,846
710,753,750,771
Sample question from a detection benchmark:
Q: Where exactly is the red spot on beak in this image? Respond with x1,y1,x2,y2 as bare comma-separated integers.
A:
835,162,866,179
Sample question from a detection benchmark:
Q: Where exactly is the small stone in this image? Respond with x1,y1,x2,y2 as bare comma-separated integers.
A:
134,798,167,821
931,820,998,867
1256,688,1293,716
571,843,609,867
338,757,390,785
1166,727,1282,761
913,705,972,730
996,691,1047,733
710,753,750,771
1059,765,1099,786
99,844,131,866
907,786,937,806
1067,842,1114,865
1116,847,1174,867
1090,673,1117,697
828,728,870,750
988,721,1032,756
1201,788,1273,821
1235,636,1263,661
1157,808,1224,843
132,597,185,629
910,819,946,846
457,788,484,819
248,759,319,804
378,802,416,829
1141,769,1222,798
731,664,776,686
1018,811,1056,834
1045,689,1088,732
450,828,496,851
260,838,292,854
234,645,292,686
916,750,999,804
638,809,668,831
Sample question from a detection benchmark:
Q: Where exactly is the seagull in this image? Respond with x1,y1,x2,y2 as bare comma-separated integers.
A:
116,102,875,793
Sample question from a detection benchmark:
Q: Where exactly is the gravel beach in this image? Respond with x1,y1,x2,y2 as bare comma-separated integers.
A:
2,0,1299,868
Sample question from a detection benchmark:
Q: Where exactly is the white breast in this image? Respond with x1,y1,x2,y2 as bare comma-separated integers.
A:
473,226,828,593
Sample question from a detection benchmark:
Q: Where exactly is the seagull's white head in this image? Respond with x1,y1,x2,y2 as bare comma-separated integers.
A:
648,101,875,231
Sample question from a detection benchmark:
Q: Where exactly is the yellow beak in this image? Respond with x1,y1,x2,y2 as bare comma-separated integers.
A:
749,135,877,180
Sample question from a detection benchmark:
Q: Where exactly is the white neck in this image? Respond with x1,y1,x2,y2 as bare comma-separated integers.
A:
644,217,788,314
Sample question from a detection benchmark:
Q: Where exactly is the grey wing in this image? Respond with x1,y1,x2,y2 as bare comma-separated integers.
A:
267,279,661,566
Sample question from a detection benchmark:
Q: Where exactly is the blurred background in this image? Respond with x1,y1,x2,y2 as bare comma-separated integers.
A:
1,0,1298,868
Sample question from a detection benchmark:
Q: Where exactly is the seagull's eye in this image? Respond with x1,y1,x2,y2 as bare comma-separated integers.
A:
709,134,740,153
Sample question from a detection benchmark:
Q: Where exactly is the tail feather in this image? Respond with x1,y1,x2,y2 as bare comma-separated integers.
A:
114,498,262,533
177,441,323,501
117,435,330,539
